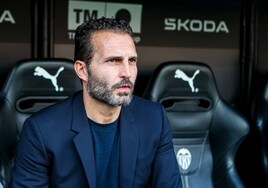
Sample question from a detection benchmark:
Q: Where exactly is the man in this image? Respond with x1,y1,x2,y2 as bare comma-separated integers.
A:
9,17,182,188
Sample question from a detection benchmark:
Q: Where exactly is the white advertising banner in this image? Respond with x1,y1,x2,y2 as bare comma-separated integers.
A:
68,1,142,33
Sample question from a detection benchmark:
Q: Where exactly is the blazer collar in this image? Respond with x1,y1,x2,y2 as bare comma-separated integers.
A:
119,105,138,187
71,91,96,188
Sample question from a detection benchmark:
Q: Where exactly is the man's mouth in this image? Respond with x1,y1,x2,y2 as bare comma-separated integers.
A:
117,84,131,91
113,79,133,92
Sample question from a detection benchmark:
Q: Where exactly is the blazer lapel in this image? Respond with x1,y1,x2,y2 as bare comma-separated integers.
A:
73,129,96,188
71,92,96,188
119,106,139,187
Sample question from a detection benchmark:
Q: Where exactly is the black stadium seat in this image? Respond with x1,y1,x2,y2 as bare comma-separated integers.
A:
0,97,17,188
143,61,249,188
252,73,268,187
0,58,81,187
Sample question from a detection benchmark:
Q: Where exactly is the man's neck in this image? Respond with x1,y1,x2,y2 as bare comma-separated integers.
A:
83,90,121,124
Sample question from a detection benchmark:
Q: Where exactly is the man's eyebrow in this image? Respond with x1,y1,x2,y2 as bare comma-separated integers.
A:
104,55,138,60
129,56,138,60
104,56,124,61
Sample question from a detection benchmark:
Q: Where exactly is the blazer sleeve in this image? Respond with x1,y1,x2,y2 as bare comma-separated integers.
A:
9,117,49,188
149,105,183,188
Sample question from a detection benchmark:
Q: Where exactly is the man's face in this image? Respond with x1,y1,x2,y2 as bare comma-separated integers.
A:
86,31,138,106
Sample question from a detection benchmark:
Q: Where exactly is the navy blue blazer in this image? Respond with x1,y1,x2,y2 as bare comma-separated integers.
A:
9,91,182,188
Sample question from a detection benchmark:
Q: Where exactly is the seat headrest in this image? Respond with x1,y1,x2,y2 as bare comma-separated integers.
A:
143,61,220,111
1,58,82,113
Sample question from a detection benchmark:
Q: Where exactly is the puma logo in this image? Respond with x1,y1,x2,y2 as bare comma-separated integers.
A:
34,66,64,92
174,69,200,93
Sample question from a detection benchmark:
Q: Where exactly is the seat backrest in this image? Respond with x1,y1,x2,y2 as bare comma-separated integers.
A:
253,73,268,187
0,96,17,188
143,61,249,188
1,58,82,134
0,58,81,187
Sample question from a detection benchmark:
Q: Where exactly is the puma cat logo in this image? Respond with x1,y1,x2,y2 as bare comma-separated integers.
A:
174,69,200,93
34,66,64,92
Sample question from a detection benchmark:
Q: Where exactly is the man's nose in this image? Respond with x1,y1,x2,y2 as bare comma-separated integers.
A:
120,62,132,78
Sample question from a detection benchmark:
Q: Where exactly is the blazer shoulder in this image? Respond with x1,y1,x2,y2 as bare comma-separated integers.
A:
128,96,165,116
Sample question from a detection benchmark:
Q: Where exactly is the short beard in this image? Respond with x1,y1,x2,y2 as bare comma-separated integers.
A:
86,68,135,106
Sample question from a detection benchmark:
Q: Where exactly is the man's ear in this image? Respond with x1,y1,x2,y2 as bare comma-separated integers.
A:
74,60,88,82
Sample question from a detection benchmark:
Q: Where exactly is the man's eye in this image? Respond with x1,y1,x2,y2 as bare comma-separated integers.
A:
109,59,120,63
129,58,137,64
